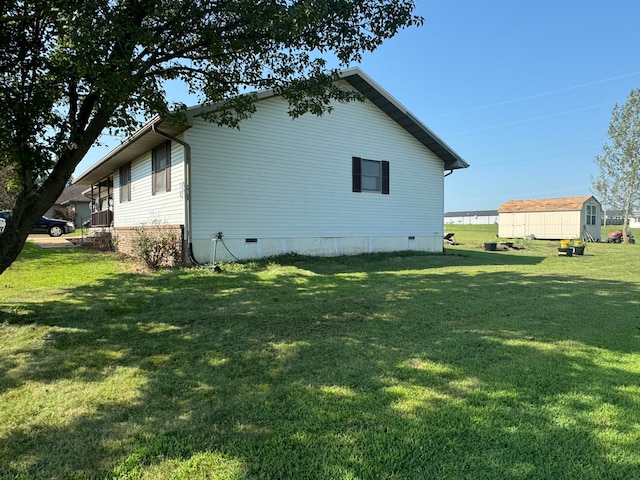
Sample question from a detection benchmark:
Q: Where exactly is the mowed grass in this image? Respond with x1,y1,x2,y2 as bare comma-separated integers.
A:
1,229,640,479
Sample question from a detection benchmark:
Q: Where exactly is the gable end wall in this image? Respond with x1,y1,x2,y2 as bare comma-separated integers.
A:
186,94,446,261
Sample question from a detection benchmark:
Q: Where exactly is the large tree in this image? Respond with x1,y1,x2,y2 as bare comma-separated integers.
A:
592,88,640,243
0,0,421,275
0,164,18,210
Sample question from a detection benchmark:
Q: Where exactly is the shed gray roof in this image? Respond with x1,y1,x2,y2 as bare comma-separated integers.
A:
75,68,469,186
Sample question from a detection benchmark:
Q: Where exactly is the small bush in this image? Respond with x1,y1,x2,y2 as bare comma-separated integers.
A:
131,222,181,270
92,231,113,251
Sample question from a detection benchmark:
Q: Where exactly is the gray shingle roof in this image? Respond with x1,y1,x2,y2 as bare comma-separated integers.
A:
55,185,91,205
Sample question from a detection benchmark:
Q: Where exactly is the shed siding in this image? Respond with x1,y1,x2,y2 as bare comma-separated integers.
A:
582,198,602,240
186,94,445,260
498,197,602,241
113,142,185,227
499,211,580,239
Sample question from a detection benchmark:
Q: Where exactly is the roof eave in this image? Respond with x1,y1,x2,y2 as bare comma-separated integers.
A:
74,117,190,186
75,69,469,186
340,68,469,170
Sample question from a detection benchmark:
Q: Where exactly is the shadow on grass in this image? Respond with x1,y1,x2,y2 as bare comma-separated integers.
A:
252,248,547,276
1,255,639,478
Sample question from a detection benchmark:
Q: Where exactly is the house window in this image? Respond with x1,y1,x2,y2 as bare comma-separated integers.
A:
352,157,389,194
119,163,131,203
586,205,597,225
152,141,171,195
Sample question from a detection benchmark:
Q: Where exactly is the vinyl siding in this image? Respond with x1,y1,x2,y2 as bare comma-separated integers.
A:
113,141,185,227
186,94,444,252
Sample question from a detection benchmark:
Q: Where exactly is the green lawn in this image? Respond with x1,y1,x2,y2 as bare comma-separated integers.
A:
1,229,639,479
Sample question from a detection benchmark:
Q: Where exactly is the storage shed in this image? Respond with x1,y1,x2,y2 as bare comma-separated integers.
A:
498,196,602,241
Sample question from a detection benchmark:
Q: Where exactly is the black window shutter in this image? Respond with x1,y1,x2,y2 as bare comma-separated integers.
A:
165,141,172,192
151,149,157,196
381,161,390,194
352,157,361,192
119,166,124,203
119,165,130,203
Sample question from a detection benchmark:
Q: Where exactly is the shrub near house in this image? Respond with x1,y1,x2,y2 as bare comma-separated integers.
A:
130,222,182,269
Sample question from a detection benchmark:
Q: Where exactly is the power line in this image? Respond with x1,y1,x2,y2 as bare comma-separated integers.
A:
448,101,617,137
427,72,640,120
469,146,601,169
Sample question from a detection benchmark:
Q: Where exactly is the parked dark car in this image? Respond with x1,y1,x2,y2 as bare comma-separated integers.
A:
0,211,75,237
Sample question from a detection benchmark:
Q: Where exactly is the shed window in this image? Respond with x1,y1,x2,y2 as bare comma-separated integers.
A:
152,142,171,195
352,157,389,194
586,205,596,225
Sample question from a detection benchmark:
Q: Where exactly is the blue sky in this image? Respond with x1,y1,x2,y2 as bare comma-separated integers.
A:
76,1,640,212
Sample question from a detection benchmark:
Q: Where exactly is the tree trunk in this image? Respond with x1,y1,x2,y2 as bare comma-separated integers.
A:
0,173,70,274
0,216,36,274
0,111,111,276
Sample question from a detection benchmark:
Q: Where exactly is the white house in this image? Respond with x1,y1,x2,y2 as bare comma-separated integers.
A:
498,196,602,241
74,69,469,264
601,210,640,227
444,210,498,225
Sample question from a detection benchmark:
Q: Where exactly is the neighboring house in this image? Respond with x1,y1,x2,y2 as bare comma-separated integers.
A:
601,209,640,227
45,185,92,228
602,209,625,225
444,210,498,225
498,196,602,241
74,68,469,264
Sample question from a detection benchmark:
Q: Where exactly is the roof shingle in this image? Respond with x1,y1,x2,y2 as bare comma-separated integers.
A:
498,196,596,213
